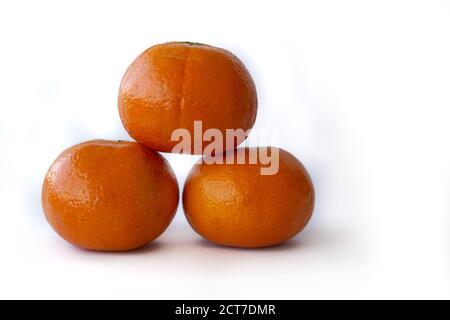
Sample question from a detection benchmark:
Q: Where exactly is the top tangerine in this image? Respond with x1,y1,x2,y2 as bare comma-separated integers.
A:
118,42,258,154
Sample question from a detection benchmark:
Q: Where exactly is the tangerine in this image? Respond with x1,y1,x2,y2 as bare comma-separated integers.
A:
42,140,179,251
182,147,314,248
118,42,257,154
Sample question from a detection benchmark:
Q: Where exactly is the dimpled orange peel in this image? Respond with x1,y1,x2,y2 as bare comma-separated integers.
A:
118,41,258,154
183,147,315,248
42,140,179,251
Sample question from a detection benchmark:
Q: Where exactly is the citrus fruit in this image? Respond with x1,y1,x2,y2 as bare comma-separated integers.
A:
182,147,314,248
41,139,179,251
118,41,257,154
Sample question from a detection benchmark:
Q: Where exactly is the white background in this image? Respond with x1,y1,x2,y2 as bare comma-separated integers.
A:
0,0,449,299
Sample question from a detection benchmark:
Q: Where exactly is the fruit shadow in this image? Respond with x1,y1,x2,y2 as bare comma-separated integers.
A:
195,238,302,252
193,225,344,253
71,241,166,256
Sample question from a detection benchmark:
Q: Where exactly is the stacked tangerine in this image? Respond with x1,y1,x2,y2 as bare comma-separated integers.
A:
42,42,315,251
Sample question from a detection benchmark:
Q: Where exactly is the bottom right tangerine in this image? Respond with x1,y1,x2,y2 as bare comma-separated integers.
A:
182,147,315,248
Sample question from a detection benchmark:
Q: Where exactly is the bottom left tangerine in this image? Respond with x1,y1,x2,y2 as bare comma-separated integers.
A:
41,139,179,251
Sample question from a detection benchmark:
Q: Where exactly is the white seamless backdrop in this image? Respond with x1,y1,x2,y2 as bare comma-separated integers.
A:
0,0,449,299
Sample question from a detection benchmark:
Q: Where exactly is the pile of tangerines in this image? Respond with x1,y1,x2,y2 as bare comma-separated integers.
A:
42,42,314,251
